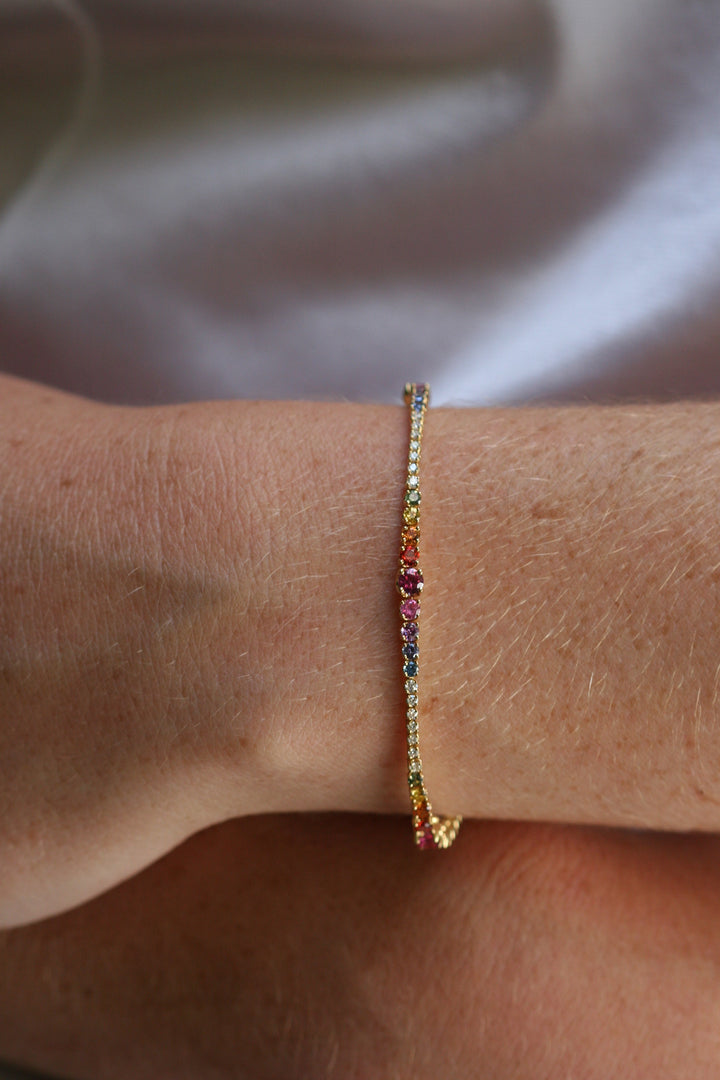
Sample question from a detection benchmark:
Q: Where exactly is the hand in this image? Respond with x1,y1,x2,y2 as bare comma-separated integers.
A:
0,812,718,1080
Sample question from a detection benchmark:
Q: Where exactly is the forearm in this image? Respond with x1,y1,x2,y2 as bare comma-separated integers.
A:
1,816,718,1080
259,398,720,830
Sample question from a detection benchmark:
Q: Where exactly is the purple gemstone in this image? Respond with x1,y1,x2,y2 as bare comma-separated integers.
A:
401,621,419,641
399,597,420,619
397,567,423,595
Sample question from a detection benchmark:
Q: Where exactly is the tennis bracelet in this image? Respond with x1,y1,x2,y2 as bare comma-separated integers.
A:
397,382,462,850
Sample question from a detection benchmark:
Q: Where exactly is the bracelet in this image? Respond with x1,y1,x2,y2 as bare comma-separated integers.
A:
397,382,462,850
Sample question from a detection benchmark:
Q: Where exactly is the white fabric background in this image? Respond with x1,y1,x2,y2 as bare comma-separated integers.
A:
1,2,719,1074
2,0,720,408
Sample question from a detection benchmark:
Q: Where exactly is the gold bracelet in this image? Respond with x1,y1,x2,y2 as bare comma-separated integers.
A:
397,382,462,850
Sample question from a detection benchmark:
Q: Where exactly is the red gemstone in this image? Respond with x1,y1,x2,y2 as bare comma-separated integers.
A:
401,545,418,565
397,567,423,595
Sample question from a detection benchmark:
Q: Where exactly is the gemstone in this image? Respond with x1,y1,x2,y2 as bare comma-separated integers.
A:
416,825,435,850
407,720,418,732
407,708,418,721
408,459,418,469
408,770,422,785
401,545,418,565
403,661,418,677
397,567,423,595
402,524,419,544
399,598,419,620
405,490,421,506
403,506,419,524
405,679,418,694
410,784,424,800
410,440,419,450
408,730,418,746
407,694,418,707
402,642,418,659
407,476,419,489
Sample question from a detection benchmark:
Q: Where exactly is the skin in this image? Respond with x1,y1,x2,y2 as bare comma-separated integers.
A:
2,373,720,1073
1,815,720,1079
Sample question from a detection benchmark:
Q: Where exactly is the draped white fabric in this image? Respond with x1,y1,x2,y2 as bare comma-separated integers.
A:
1,0,719,406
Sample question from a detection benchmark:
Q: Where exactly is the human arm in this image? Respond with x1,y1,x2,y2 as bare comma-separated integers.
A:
3,373,720,926
0,813,718,1080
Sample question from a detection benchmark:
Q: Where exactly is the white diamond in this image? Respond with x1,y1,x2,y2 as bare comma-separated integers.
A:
407,476,419,488
408,731,418,746
407,720,418,732
409,452,418,463
407,694,418,707
408,461,418,472
405,679,418,694
407,708,418,721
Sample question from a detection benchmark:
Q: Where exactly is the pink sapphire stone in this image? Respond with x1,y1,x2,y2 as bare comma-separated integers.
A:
397,567,423,595
400,598,420,620
416,825,435,850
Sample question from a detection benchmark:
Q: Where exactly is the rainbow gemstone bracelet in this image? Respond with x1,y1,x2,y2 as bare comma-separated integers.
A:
397,382,462,850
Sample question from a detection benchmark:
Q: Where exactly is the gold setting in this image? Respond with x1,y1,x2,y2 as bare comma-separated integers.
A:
396,382,462,850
